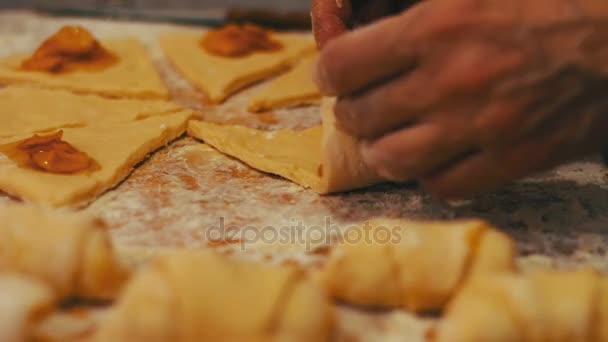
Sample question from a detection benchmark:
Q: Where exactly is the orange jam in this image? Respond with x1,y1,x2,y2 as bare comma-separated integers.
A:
200,24,283,57
21,25,118,73
0,131,99,174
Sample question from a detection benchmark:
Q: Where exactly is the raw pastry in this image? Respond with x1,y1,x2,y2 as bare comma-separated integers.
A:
160,30,316,103
96,252,333,341
249,53,321,112
0,86,183,138
188,98,384,193
434,270,608,342
0,275,54,342
0,204,128,299
0,111,193,206
322,219,515,311
0,28,169,99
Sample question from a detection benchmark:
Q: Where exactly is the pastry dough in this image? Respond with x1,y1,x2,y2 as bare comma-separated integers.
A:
0,86,182,138
160,31,316,103
0,39,169,99
434,270,608,342
322,219,515,311
0,275,54,342
188,98,384,193
96,252,333,341
0,111,193,206
0,204,128,299
249,53,321,112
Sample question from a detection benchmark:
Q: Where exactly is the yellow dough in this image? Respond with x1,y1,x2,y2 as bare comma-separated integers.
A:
0,39,169,99
249,53,321,112
188,98,384,193
0,204,128,300
322,219,515,312
0,275,55,342
96,252,333,341
0,86,183,138
0,111,193,206
160,31,316,103
435,270,608,342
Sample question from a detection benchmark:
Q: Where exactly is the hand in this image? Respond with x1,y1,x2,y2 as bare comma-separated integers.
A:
315,0,608,199
311,0,415,47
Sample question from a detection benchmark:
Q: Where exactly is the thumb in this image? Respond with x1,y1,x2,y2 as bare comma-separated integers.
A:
312,0,352,48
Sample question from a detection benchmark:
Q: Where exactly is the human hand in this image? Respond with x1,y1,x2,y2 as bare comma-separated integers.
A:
315,0,608,198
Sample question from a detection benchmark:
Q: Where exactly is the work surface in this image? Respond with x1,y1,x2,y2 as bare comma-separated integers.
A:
2,10,608,341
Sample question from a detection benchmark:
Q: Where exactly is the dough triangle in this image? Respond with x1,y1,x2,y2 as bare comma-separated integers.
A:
188,98,384,193
0,39,169,99
0,112,192,206
160,31,316,103
0,86,183,138
248,53,321,112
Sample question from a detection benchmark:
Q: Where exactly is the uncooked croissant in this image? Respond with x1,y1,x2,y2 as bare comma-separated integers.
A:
0,275,54,342
322,219,516,312
96,252,334,341
0,204,128,300
434,270,608,342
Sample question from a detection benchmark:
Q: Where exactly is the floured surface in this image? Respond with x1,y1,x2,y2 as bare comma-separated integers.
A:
2,11,608,342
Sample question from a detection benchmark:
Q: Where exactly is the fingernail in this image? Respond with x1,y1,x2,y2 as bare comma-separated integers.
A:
361,141,409,181
361,142,391,177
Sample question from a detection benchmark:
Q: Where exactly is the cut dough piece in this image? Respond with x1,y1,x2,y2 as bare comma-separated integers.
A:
96,252,333,341
0,204,128,299
249,53,321,112
0,39,169,99
160,31,316,103
0,275,55,342
188,98,384,193
322,219,515,312
435,270,608,342
0,86,183,138
0,111,192,206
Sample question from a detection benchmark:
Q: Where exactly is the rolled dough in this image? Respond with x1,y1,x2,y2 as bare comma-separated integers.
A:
160,31,316,103
0,204,128,299
97,252,333,341
322,219,515,311
0,39,169,99
248,52,321,112
436,271,608,341
188,98,384,193
0,275,54,342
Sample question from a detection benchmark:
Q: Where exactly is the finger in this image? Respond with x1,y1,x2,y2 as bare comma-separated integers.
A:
333,69,428,138
311,0,352,48
360,117,476,181
420,132,566,199
474,91,538,146
315,3,429,96
334,40,526,139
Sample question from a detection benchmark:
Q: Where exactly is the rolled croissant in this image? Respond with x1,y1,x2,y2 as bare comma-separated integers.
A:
96,252,334,341
0,275,54,342
434,270,608,342
322,219,516,312
0,204,128,300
